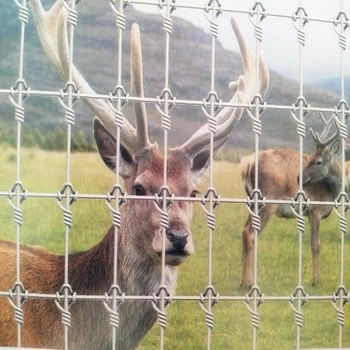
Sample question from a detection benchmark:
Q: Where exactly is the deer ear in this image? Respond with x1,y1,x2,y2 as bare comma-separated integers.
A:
330,140,340,155
93,117,134,177
190,137,228,181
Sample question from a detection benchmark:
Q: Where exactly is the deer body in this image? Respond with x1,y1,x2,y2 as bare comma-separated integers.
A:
0,148,196,349
241,142,341,289
0,1,270,347
0,231,175,349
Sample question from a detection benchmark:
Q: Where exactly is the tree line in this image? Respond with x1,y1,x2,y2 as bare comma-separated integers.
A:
0,127,96,152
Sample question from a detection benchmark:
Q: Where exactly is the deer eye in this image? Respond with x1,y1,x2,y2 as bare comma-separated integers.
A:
315,159,322,166
134,184,146,196
190,190,199,198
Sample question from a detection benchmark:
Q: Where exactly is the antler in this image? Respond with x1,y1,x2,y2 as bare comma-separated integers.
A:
177,17,270,158
309,113,340,149
29,0,150,153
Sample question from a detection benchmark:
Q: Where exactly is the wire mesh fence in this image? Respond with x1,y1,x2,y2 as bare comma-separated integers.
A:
0,0,349,349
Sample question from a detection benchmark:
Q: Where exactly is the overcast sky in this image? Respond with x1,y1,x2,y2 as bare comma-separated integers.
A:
133,0,350,83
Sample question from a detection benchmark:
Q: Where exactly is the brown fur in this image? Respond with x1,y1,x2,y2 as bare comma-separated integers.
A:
240,148,341,288
0,146,199,349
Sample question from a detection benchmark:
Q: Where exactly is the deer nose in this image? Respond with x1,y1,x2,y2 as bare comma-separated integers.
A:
166,229,189,252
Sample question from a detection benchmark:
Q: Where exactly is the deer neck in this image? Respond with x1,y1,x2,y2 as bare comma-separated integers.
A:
322,161,342,200
68,225,178,295
66,225,178,349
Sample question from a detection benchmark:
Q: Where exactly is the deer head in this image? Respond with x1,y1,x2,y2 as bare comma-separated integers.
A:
303,113,341,194
29,0,270,266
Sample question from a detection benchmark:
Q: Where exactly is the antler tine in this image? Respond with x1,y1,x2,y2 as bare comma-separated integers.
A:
177,16,270,158
130,24,151,150
29,0,139,153
310,113,340,148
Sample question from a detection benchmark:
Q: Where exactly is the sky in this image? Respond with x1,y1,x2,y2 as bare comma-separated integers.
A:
133,0,350,83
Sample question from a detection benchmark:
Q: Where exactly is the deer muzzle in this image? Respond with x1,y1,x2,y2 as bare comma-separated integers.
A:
158,229,193,266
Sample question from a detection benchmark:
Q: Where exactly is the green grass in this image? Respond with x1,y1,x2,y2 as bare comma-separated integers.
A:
0,146,349,349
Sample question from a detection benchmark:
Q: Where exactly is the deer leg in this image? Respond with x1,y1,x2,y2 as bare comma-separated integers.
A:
309,213,321,286
241,204,277,289
241,214,255,289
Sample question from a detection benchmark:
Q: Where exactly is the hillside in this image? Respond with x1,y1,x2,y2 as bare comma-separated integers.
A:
312,77,350,94
0,1,345,152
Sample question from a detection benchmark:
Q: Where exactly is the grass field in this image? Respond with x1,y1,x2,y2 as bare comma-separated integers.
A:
0,146,349,349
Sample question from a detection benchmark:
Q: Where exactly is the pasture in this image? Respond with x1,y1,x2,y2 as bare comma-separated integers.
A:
0,146,349,349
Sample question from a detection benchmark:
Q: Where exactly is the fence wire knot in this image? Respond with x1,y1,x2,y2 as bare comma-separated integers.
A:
335,100,350,125
103,284,125,329
59,82,80,126
8,182,28,227
247,95,267,136
199,285,218,329
152,188,171,230
245,285,263,329
333,12,349,50
158,0,176,34
108,85,129,129
292,7,309,46
9,79,30,124
57,183,77,228
109,85,129,120
156,88,176,131
201,91,222,134
248,2,266,42
291,191,309,233
14,0,29,23
204,0,222,38
331,111,347,142
8,282,28,326
63,0,78,27
332,285,349,327
152,285,171,329
247,188,264,205
106,186,126,228
154,208,171,229
290,286,308,328
55,284,76,328
333,191,349,235
110,0,128,30
107,185,126,205
200,188,220,231
246,189,265,232
291,96,310,116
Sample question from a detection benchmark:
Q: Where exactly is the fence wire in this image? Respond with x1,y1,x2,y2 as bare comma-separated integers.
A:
0,0,349,349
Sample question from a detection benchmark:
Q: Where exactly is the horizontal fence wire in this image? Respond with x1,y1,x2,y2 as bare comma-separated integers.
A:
0,0,349,349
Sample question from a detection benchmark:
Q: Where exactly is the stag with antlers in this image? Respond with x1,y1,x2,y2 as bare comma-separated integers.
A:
0,0,269,348
240,114,341,289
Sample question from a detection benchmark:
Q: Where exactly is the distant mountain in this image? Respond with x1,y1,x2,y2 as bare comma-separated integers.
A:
0,1,346,152
311,77,350,94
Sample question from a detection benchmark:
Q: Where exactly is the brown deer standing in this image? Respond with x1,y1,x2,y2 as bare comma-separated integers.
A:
240,114,341,289
0,1,270,348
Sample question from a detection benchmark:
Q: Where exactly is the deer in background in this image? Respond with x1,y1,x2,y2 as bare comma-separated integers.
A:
241,114,341,289
0,0,270,348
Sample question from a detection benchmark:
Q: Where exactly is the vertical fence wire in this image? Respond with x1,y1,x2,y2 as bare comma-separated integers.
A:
9,0,30,347
291,3,308,349
155,1,176,348
245,3,266,349
202,1,221,348
61,1,77,348
333,1,349,346
107,1,127,348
